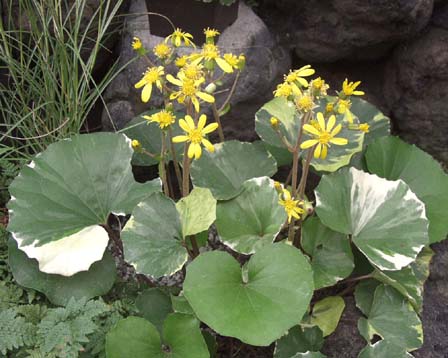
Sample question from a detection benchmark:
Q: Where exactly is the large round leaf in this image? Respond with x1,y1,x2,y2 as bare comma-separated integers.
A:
8,238,116,306
190,140,277,200
357,284,423,351
302,217,354,289
122,193,187,278
121,111,184,166
183,243,314,346
274,325,324,358
7,133,161,276
315,167,428,270
105,314,209,358
255,97,301,149
309,296,345,337
175,187,216,238
366,136,448,244
215,177,287,254
358,340,413,358
136,288,173,332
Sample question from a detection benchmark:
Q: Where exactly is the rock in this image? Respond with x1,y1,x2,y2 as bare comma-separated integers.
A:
384,25,448,165
101,0,291,137
258,0,434,62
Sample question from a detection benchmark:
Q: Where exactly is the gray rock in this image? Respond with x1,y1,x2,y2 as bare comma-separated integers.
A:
384,25,448,165
101,0,290,134
259,0,434,62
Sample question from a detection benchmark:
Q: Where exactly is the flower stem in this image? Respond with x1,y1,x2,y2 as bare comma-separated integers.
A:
218,72,240,113
168,127,182,191
182,143,191,197
160,132,170,197
189,235,200,258
298,149,313,200
212,102,225,142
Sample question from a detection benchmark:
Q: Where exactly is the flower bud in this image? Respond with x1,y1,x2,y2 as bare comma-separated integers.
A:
270,116,280,129
131,139,142,152
205,82,217,94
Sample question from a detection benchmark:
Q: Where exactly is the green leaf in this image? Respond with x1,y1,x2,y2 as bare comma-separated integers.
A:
215,177,287,254
366,136,448,243
176,187,216,238
121,110,184,166
291,353,326,358
371,247,433,313
274,325,324,358
358,340,413,358
354,280,380,316
255,97,301,148
8,238,116,306
183,243,314,346
315,167,428,270
302,217,354,289
106,316,163,357
357,284,423,351
122,193,188,278
106,314,209,358
258,141,293,167
136,288,173,332
171,293,195,315
347,98,390,170
310,296,345,337
7,132,161,276
190,140,277,200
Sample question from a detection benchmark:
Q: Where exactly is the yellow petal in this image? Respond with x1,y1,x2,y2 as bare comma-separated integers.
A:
215,57,233,73
202,122,219,134
166,74,182,86
314,144,322,159
197,114,207,130
201,138,214,152
317,113,326,131
194,143,202,159
303,124,320,136
282,189,291,200
297,77,309,87
185,115,195,130
330,137,348,145
170,91,180,100
297,69,315,77
330,124,342,137
141,84,152,103
321,145,328,159
134,79,146,89
187,143,195,158
172,135,189,143
300,139,318,149
354,90,365,96
196,91,215,103
192,96,200,112
178,119,191,133
326,115,336,132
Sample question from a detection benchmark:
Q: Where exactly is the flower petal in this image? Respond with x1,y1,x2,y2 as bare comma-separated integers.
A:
197,114,207,130
330,123,342,137
326,115,336,132
330,137,348,145
314,144,322,159
197,91,215,103
303,124,320,136
297,77,309,87
172,135,189,143
166,74,182,86
300,139,318,149
187,143,196,158
201,138,214,152
192,96,200,112
321,145,328,159
202,122,219,134
134,79,146,89
317,113,326,131
216,57,233,73
178,119,191,133
141,84,152,103
185,115,195,130
194,143,202,159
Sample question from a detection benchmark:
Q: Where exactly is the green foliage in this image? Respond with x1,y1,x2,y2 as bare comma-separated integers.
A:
0,308,36,355
274,325,324,358
309,296,345,337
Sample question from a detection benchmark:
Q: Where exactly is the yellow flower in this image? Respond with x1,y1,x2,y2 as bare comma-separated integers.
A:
204,27,220,39
325,102,335,113
190,43,233,73
296,95,314,112
274,82,296,98
337,99,351,114
181,63,204,80
172,114,218,159
134,66,164,103
311,77,329,97
153,43,172,59
284,65,315,87
358,123,370,133
132,37,143,51
131,139,142,151
274,181,283,192
165,28,194,47
143,110,176,129
342,79,364,96
270,116,280,129
175,56,188,68
279,189,305,223
166,74,215,112
301,112,348,159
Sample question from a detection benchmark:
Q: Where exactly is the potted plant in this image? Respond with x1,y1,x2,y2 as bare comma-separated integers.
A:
146,0,239,42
